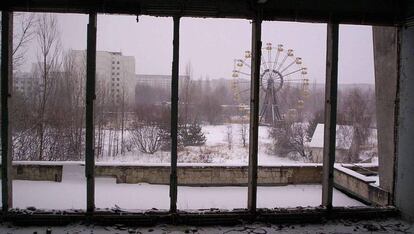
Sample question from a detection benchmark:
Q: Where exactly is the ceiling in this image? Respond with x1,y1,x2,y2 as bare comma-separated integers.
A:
2,0,413,26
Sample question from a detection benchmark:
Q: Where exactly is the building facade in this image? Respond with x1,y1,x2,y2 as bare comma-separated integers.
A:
136,74,190,90
71,50,136,105
13,71,38,95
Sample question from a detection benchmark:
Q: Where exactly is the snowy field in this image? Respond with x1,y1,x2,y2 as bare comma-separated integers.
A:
101,124,305,165
4,165,363,210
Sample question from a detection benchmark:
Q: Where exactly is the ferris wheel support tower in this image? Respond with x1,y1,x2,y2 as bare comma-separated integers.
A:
232,43,310,126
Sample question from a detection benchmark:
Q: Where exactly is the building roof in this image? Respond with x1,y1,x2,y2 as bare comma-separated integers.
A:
308,123,354,150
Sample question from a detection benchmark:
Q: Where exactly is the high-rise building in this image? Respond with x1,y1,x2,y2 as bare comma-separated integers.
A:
136,74,191,91
71,50,136,105
13,71,38,95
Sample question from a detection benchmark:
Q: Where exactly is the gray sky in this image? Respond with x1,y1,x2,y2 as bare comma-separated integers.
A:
24,14,375,84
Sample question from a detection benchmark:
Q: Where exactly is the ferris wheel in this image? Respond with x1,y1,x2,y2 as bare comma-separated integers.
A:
232,42,310,125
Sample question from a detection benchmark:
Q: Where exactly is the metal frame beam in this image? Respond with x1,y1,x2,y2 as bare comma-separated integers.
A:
1,0,403,26
1,207,398,226
1,11,14,213
247,10,262,213
322,22,339,210
85,13,97,214
170,15,180,213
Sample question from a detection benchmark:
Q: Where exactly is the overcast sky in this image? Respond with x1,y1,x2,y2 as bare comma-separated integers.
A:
23,14,375,84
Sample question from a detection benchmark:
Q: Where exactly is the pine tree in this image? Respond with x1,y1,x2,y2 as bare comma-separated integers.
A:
179,121,206,146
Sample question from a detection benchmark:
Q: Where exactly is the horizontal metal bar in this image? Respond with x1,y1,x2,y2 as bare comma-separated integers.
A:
0,207,398,226
2,0,404,26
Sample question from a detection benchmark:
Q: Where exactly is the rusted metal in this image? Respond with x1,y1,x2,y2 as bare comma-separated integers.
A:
85,13,97,214
322,22,339,210
248,10,262,213
170,15,180,213
0,207,398,226
1,0,403,26
1,11,14,212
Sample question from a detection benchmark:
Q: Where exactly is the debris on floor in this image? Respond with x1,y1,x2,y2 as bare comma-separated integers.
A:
0,218,412,234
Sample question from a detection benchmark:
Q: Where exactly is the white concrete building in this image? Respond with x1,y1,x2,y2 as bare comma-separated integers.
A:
308,123,378,163
13,71,38,95
308,123,354,163
136,74,172,90
71,50,136,105
136,74,192,91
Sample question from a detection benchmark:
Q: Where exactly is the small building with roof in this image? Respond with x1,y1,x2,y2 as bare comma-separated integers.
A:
307,123,354,163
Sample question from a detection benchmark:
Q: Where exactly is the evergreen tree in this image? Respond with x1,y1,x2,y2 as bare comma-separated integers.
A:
179,121,206,146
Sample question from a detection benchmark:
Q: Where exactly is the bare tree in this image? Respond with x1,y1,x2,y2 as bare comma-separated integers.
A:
181,62,193,126
0,12,36,68
306,109,324,141
337,125,354,162
130,123,162,154
339,88,375,162
269,121,309,161
95,79,110,158
34,13,61,160
226,125,233,150
13,13,36,70
120,86,128,155
240,120,248,148
59,50,86,160
8,13,36,159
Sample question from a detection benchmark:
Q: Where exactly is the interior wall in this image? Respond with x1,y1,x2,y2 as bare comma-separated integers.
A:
372,26,398,196
396,22,414,222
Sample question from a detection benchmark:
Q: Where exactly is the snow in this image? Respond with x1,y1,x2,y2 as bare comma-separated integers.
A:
2,164,364,210
10,181,364,210
12,161,83,166
178,185,364,210
96,124,305,165
341,162,378,168
367,175,380,187
96,161,322,167
334,164,377,183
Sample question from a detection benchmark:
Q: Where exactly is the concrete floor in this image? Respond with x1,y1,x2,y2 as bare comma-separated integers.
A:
0,218,412,233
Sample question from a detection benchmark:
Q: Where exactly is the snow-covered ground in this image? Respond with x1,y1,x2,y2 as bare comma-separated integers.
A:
100,124,306,165
4,165,363,210
10,180,363,210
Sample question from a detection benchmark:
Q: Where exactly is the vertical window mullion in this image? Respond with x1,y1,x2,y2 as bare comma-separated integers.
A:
170,16,180,213
1,11,14,212
322,22,339,210
248,11,262,213
85,12,97,214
